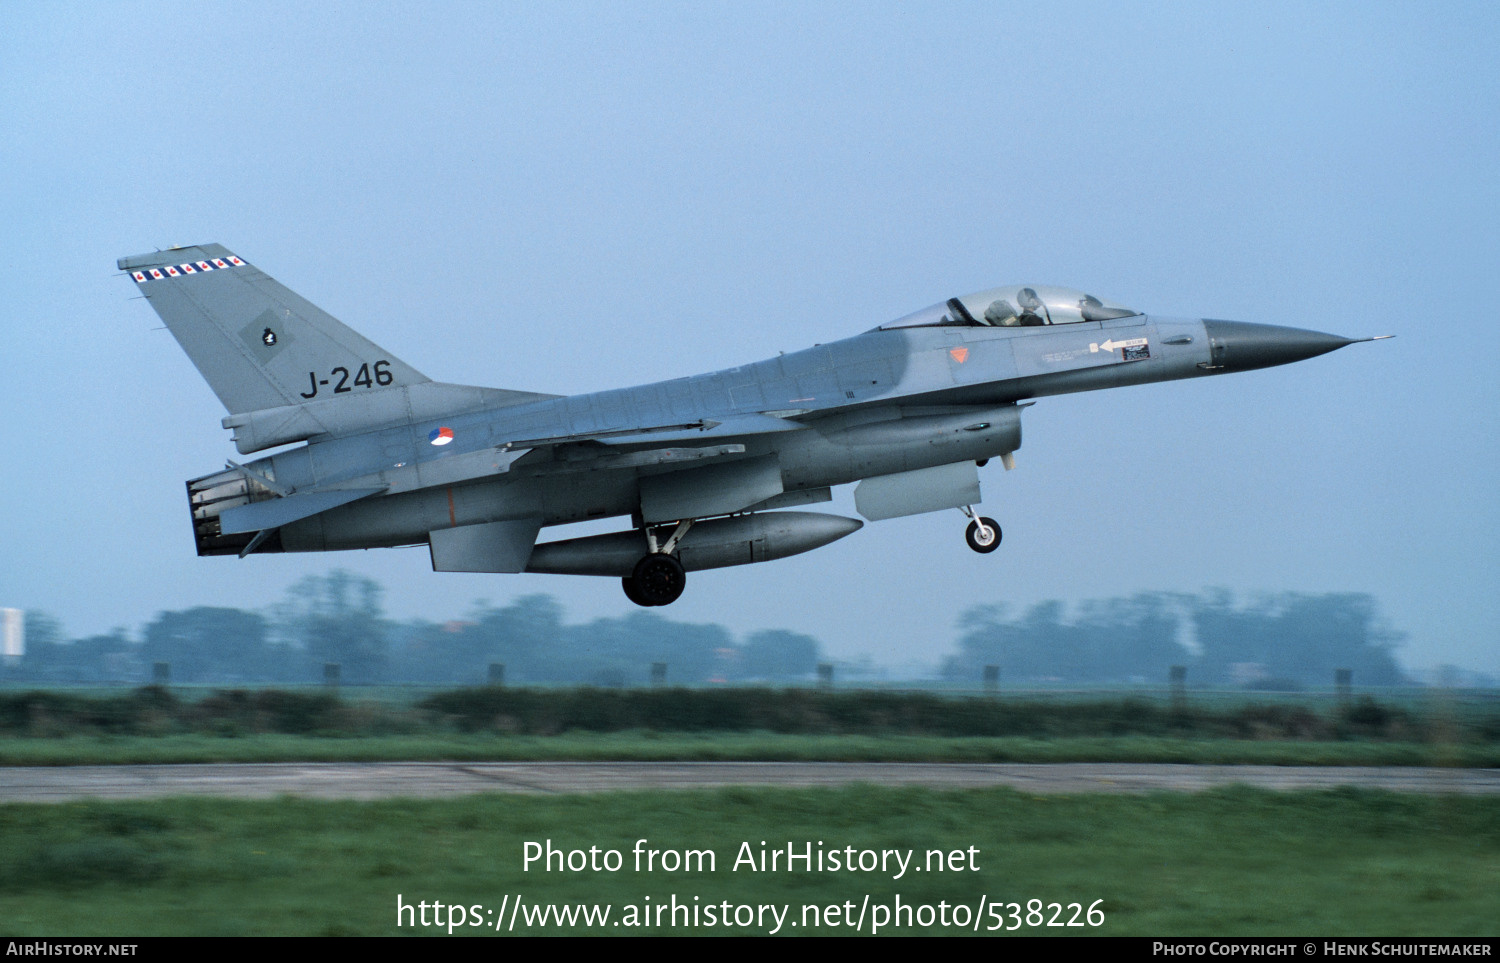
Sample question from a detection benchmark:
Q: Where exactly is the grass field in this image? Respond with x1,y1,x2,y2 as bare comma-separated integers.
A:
1,731,1495,767
1,686,1495,768
1,786,1496,936
3,687,1495,936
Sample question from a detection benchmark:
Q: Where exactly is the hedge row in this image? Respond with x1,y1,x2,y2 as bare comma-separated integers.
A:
1,686,1488,741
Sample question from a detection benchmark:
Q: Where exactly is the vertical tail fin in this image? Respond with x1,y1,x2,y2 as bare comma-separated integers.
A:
119,244,429,415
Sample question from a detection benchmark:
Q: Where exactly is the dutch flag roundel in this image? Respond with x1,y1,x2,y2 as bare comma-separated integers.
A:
429,426,454,446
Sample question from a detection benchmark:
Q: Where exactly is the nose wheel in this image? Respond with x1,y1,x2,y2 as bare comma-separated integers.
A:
963,512,1001,554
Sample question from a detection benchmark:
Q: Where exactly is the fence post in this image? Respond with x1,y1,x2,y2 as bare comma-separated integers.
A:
1335,668,1352,708
1169,665,1187,712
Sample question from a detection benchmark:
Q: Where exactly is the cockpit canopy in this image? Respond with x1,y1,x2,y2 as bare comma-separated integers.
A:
878,285,1139,330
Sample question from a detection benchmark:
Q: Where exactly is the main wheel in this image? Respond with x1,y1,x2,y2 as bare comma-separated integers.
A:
631,553,687,606
965,517,1001,553
621,575,652,607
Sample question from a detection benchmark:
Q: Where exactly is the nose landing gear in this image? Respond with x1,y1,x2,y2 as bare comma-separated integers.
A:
960,506,1001,554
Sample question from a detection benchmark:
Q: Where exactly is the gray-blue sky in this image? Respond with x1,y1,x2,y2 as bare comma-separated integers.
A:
2,2,1495,673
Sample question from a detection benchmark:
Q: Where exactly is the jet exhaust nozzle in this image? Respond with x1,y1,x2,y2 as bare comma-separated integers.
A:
186,467,285,556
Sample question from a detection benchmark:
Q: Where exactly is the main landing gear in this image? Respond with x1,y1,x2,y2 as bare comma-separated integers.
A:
623,553,686,606
960,506,1001,554
621,518,694,606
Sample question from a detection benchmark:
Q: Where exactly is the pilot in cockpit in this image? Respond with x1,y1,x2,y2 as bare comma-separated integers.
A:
979,290,1046,326
982,298,1019,326
1014,288,1048,325
876,286,1138,332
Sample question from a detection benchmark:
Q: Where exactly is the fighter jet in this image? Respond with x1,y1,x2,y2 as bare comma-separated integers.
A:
119,244,1384,606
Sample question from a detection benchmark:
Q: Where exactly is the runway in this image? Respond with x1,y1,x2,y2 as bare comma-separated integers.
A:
1,762,1496,803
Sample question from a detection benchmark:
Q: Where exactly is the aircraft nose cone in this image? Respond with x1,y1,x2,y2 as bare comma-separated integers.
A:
1201,319,1357,373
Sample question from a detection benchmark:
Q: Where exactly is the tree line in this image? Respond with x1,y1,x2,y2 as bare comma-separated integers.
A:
11,572,820,687
943,590,1406,687
8,575,1406,687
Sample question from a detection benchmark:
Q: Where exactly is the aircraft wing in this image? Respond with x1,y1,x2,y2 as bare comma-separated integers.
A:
494,413,806,524
499,412,805,451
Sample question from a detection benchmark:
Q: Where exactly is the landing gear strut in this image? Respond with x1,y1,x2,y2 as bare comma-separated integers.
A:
960,506,1001,554
621,518,693,606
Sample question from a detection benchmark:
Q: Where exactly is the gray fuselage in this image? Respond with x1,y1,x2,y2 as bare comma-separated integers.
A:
257,313,1210,552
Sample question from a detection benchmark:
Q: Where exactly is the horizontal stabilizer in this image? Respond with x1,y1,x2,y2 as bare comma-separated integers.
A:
218,487,385,535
